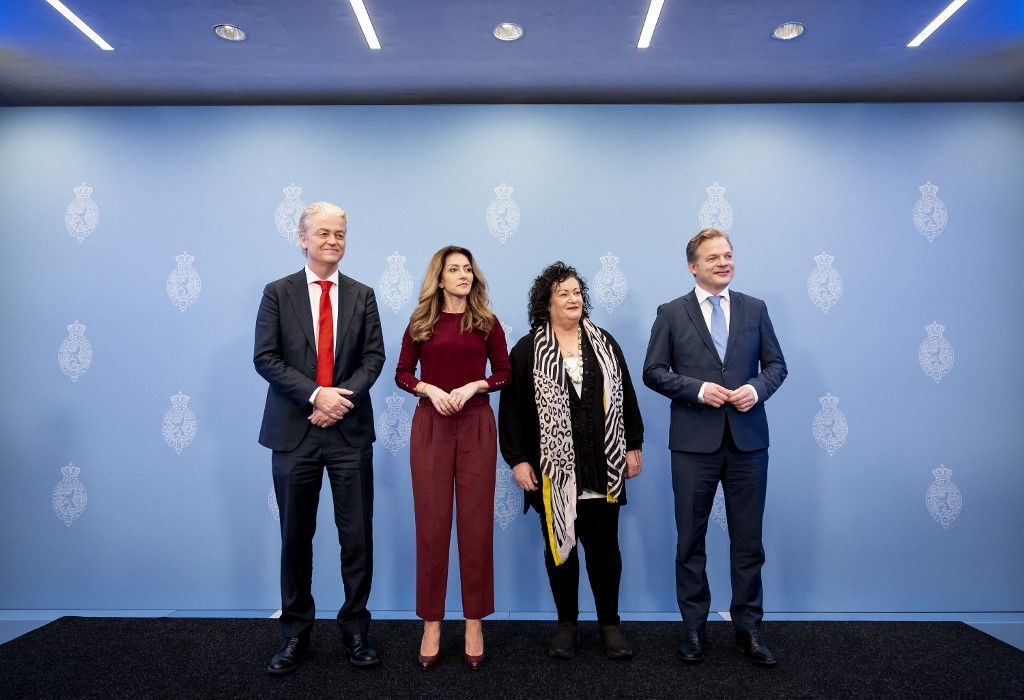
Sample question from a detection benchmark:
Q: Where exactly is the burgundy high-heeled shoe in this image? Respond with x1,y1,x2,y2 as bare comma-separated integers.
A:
417,652,440,671
462,651,486,670
419,622,441,670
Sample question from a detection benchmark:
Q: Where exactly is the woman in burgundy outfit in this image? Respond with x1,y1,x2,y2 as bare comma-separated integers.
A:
395,245,510,670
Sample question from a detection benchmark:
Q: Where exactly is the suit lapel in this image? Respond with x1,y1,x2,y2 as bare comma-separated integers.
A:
683,292,720,362
284,271,317,353
334,274,357,361
724,291,743,365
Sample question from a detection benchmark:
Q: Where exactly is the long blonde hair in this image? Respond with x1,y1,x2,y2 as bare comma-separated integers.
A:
408,246,496,342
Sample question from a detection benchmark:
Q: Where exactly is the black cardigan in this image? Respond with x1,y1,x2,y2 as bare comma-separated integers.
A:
498,325,644,514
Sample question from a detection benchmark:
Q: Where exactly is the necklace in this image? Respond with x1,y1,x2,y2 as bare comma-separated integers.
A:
563,326,583,384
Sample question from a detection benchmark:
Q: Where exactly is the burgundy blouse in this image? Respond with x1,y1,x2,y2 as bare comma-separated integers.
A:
395,312,511,407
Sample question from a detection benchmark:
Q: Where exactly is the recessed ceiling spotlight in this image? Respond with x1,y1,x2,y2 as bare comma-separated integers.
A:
493,22,524,41
213,24,246,42
772,22,804,41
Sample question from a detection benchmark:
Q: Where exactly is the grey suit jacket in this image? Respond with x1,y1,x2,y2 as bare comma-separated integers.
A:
254,269,385,452
642,289,787,453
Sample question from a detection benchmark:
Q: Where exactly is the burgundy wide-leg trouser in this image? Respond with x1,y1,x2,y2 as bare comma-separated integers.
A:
410,400,496,621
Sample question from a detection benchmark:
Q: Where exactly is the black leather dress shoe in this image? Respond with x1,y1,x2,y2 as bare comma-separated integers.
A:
735,628,777,668
267,637,310,675
676,626,706,663
342,632,381,667
548,621,580,659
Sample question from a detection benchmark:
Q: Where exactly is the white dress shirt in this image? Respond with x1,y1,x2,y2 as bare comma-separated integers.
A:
693,284,758,405
694,284,732,332
306,266,339,404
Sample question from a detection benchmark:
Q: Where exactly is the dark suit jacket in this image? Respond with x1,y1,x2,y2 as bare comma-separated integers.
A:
254,269,385,452
642,289,787,453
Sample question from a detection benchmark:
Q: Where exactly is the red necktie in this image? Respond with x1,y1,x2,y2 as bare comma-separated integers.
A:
315,280,334,387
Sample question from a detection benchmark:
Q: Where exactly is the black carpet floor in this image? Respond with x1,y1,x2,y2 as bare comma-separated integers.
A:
1,617,1022,698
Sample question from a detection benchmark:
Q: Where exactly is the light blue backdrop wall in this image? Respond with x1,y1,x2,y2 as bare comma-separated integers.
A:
1,103,1021,616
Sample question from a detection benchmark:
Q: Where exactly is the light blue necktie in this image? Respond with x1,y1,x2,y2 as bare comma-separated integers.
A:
708,294,728,361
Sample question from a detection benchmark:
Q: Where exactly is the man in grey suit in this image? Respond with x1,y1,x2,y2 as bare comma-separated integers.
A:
254,201,385,674
643,228,787,667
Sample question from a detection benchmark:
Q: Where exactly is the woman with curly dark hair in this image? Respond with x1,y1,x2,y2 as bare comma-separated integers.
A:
498,261,644,660
395,245,510,670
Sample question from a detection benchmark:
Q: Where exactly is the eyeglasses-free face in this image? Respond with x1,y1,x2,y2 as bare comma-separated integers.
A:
299,211,347,269
548,276,583,326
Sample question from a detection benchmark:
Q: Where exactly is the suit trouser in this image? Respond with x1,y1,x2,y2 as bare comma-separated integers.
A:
539,498,622,627
272,426,374,640
671,423,768,631
410,401,496,621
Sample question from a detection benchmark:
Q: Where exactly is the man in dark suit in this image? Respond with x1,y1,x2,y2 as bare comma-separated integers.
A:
643,228,787,667
254,201,385,674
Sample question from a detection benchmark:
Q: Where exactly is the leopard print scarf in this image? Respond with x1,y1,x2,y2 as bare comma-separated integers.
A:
533,318,626,565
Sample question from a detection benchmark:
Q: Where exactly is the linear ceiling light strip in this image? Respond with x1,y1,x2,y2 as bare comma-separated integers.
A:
637,0,665,49
44,0,114,50
349,0,382,50
907,0,969,47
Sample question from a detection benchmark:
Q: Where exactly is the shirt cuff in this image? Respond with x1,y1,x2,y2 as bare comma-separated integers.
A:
309,386,321,405
697,382,708,404
741,383,759,404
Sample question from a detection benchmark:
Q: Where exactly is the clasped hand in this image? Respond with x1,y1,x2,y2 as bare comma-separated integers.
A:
702,383,756,412
309,386,355,427
422,381,483,416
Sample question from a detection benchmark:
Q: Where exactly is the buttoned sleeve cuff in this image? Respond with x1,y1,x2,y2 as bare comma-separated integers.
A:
395,374,421,395
486,374,509,391
309,386,321,405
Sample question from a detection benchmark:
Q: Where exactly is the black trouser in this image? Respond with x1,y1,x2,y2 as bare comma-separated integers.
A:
671,424,768,632
539,498,622,627
273,427,374,640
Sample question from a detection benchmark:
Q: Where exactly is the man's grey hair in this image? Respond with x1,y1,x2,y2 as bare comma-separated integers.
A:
298,201,347,237
297,202,347,256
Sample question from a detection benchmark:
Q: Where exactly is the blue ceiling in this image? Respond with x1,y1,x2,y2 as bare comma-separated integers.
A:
1,0,1022,105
